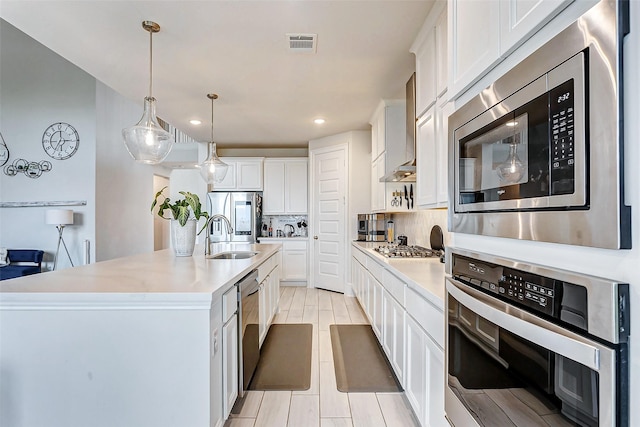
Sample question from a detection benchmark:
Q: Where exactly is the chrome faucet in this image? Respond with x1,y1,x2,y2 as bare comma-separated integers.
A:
203,214,234,256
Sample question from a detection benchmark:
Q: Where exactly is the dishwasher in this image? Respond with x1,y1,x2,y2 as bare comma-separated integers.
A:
237,269,260,398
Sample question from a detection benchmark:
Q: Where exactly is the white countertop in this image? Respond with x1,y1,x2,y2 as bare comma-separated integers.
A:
258,236,308,241
352,241,446,309
0,243,281,306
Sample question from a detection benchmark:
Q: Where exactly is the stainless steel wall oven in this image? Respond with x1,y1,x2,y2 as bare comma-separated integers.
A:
445,248,629,427
448,0,631,249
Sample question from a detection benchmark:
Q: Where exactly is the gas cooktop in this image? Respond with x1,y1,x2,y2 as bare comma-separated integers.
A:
374,244,440,258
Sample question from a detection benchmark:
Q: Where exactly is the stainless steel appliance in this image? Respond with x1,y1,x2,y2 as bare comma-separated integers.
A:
445,248,629,427
207,191,262,243
237,270,260,397
373,244,439,258
448,0,631,249
381,73,416,182
356,213,388,242
357,214,368,241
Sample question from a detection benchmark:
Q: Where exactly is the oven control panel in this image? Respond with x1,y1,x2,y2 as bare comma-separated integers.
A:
452,254,558,317
498,268,556,316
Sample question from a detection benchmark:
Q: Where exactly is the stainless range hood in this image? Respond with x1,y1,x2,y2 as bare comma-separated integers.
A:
381,73,416,182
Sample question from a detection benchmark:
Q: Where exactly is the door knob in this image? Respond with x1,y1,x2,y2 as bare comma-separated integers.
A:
314,236,318,240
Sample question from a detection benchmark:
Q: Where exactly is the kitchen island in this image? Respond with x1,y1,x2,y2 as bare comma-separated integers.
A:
0,243,281,427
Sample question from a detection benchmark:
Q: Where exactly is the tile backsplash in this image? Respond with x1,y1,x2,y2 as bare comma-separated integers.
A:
391,209,449,248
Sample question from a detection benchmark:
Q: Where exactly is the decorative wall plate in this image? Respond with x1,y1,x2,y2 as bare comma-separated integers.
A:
0,132,9,167
4,158,52,178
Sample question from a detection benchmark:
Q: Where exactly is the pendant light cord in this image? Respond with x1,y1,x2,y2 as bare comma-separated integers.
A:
149,29,153,99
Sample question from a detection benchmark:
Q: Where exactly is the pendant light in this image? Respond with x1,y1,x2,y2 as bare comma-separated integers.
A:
496,135,525,184
198,93,229,184
122,21,174,164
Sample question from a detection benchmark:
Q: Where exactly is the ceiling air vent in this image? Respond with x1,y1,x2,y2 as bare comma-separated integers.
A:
286,33,317,53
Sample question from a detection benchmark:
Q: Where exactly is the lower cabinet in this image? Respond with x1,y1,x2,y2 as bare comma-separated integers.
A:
405,314,445,427
281,241,307,283
383,291,405,386
259,263,281,346
351,249,445,427
222,312,238,419
370,272,384,340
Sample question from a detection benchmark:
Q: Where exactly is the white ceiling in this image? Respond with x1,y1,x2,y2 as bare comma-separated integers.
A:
0,1,434,148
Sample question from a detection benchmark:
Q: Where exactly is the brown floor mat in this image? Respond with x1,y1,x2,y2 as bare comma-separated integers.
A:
330,324,402,393
248,323,313,390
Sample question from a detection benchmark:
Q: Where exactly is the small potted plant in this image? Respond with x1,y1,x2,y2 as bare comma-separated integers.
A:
151,186,209,256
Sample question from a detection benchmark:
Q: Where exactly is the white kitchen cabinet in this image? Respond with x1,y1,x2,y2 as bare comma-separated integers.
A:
435,98,454,206
215,157,264,191
449,0,573,99
370,272,384,341
499,0,573,56
258,254,280,346
414,27,437,117
416,98,453,209
222,312,238,419
405,314,446,427
259,239,307,284
282,242,307,283
370,100,405,213
411,2,447,117
435,8,448,98
263,158,308,215
383,290,405,386
416,107,437,207
371,155,386,212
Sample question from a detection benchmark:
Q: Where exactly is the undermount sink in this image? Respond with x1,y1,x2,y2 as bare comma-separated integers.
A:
207,251,258,260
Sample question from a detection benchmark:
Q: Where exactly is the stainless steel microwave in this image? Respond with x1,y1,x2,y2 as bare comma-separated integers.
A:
448,0,631,249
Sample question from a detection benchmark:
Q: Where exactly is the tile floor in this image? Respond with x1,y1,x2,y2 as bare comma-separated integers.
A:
226,287,420,427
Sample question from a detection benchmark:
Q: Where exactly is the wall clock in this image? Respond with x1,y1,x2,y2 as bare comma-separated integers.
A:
0,132,9,167
42,122,79,160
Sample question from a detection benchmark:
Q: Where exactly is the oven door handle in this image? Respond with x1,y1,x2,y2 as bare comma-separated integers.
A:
446,278,605,371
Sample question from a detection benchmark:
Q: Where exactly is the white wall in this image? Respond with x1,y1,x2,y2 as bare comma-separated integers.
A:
448,2,640,424
0,20,96,270
0,20,173,265
94,82,170,262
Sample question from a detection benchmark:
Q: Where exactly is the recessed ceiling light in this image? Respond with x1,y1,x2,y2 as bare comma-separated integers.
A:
314,118,325,125
190,119,202,125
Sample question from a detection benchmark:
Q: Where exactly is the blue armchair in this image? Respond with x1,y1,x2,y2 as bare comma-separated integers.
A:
0,250,44,281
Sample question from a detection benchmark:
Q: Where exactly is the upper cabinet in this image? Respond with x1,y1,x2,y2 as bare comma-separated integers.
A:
215,158,264,191
411,2,448,117
263,158,308,215
370,100,406,213
449,0,574,99
412,2,451,209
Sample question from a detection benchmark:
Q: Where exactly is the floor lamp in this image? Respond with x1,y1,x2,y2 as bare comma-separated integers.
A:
46,209,75,270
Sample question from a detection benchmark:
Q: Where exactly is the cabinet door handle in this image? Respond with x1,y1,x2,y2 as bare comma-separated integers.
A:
314,236,318,240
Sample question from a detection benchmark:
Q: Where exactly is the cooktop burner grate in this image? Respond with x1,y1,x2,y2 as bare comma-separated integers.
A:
374,244,440,258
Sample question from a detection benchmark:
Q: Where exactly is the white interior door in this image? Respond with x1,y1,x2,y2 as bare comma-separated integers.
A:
311,146,347,293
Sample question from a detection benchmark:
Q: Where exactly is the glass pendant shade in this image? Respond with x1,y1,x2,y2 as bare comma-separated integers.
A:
198,93,229,184
496,142,525,184
199,141,229,184
122,21,174,164
123,97,174,164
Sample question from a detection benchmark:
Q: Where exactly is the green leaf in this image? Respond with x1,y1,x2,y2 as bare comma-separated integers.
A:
176,205,190,226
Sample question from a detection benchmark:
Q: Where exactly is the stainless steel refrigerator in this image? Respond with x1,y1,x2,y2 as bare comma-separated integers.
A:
206,191,262,243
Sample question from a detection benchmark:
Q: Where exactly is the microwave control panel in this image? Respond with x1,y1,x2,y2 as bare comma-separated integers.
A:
549,79,576,195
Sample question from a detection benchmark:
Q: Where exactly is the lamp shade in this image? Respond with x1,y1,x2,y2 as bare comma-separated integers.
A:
46,209,74,226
